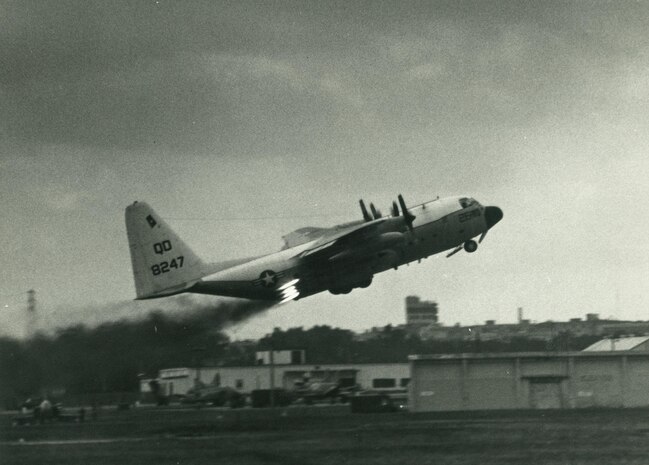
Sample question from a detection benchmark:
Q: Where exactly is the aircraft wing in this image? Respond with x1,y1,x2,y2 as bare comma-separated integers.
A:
296,218,390,261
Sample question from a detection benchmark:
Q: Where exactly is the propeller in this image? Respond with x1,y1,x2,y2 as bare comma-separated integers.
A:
391,201,399,217
370,203,382,219
359,200,372,222
397,194,416,234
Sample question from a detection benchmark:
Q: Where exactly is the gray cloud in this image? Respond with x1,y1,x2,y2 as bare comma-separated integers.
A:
3,0,647,153
1,1,649,336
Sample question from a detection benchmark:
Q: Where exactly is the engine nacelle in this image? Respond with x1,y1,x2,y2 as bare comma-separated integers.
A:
328,271,373,295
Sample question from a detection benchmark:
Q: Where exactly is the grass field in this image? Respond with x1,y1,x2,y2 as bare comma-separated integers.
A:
3,405,649,464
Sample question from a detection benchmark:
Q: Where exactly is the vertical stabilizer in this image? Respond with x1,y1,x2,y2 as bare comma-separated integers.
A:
125,201,206,299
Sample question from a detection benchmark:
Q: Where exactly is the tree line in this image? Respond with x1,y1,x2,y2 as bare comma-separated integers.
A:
0,310,601,408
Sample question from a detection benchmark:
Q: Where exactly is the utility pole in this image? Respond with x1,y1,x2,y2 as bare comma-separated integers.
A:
269,345,275,408
26,289,36,339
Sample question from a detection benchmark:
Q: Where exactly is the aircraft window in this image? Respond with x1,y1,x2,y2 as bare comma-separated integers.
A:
459,197,478,208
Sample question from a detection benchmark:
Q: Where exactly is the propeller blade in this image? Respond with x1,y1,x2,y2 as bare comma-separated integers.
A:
446,245,463,258
359,199,372,222
397,194,416,232
479,230,488,243
370,203,382,219
391,201,399,217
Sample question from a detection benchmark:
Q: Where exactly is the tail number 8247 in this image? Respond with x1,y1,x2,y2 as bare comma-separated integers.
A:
151,256,184,276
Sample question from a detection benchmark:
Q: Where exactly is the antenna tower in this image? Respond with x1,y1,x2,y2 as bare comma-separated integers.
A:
26,289,37,338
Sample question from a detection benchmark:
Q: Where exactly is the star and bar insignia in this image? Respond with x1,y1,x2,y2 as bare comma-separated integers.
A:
253,270,284,288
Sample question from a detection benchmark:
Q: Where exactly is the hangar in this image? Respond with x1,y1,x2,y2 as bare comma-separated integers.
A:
409,351,649,412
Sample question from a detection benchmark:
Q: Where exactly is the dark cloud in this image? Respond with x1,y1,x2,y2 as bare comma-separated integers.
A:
0,1,290,150
3,0,647,152
3,56,230,150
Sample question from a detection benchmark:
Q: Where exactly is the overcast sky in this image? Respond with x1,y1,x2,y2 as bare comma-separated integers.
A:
2,0,648,339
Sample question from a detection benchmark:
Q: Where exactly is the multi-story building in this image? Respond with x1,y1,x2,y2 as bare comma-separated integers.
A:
405,296,438,326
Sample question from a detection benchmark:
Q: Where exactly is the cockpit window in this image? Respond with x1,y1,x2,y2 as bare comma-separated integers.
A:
459,197,477,208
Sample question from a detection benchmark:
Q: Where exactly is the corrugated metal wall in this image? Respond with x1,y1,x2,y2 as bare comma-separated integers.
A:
410,353,649,412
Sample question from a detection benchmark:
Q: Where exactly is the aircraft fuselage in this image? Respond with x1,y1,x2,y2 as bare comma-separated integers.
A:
184,196,502,301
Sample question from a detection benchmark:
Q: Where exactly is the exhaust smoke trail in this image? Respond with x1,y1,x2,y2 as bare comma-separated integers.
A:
0,295,278,339
165,295,277,331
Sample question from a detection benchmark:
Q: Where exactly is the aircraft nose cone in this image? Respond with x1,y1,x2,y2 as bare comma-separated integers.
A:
485,206,503,228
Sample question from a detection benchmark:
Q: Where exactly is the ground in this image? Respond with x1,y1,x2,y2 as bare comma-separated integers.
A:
3,405,649,464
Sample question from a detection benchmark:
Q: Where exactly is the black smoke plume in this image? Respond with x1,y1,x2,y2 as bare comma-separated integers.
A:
167,295,277,331
0,298,277,402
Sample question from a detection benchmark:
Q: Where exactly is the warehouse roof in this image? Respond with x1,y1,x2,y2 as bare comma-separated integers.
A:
582,336,649,352
408,350,649,361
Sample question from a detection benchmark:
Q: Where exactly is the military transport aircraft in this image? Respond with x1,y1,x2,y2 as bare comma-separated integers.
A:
125,195,502,303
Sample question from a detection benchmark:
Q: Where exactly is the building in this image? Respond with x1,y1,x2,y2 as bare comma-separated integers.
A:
151,363,410,398
405,296,438,326
409,351,649,412
583,336,649,352
255,350,306,365
419,313,649,342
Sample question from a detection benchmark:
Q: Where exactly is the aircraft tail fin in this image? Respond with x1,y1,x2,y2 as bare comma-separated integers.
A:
125,201,206,299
